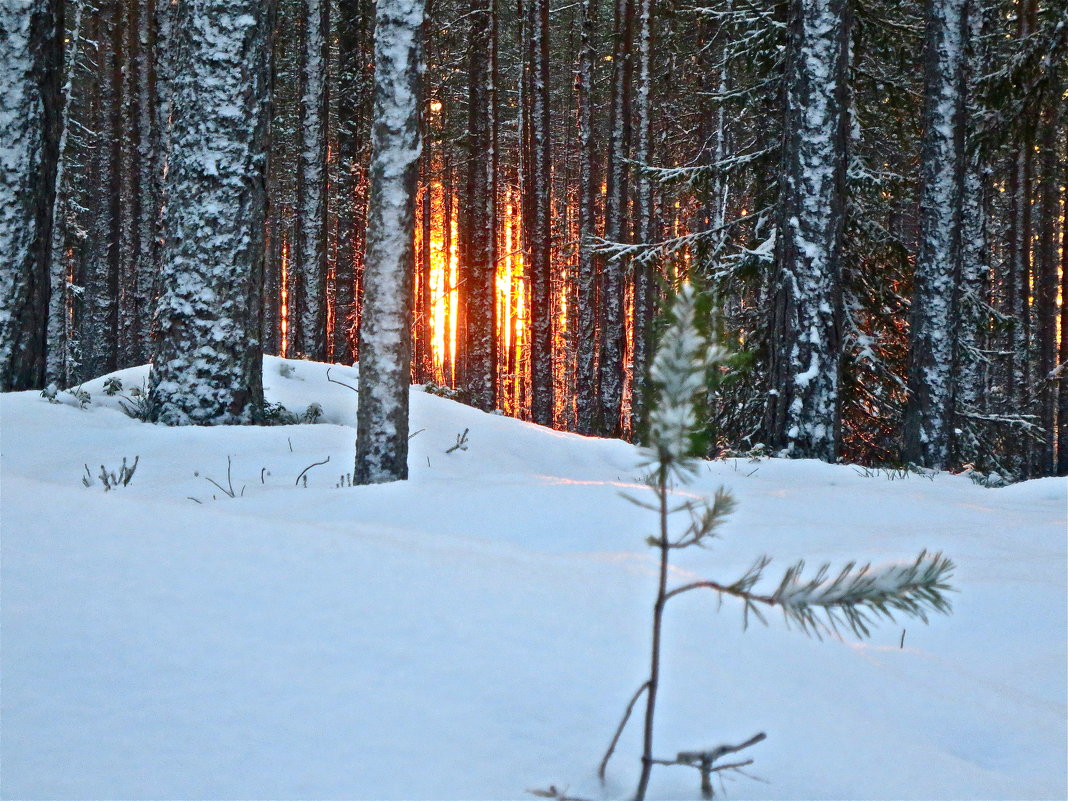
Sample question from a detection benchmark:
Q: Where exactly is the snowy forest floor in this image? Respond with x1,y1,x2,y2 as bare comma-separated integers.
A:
1,356,1065,800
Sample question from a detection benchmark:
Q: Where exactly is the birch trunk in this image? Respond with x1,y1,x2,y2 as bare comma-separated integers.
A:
354,0,424,483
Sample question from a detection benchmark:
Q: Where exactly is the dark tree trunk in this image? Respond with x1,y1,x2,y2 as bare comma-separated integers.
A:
78,0,120,382
1034,101,1061,475
574,0,599,434
595,0,634,437
525,0,554,425
295,0,330,360
462,0,498,411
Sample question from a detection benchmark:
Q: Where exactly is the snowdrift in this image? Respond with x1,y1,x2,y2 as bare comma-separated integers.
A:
1,357,1065,799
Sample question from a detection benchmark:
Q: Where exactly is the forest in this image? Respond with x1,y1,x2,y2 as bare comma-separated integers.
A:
2,2,1067,796
1,0,1066,481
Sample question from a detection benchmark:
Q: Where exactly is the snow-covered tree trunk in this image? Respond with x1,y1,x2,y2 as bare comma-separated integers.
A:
595,0,634,437
953,0,987,466
354,0,424,484
45,0,83,387
1058,151,1068,477
630,0,655,437
765,0,849,461
526,0,554,426
295,0,329,360
148,0,273,425
463,0,498,411
902,0,967,469
0,0,64,391
574,0,598,435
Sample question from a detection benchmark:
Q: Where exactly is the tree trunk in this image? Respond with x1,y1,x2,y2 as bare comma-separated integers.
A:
1057,139,1068,477
45,0,84,387
295,0,330,360
462,0,498,410
526,0,554,425
0,0,63,391
903,0,968,469
354,0,425,483
148,0,273,425
575,0,599,434
1034,100,1061,475
765,0,849,462
953,0,988,467
595,0,634,437
630,0,656,438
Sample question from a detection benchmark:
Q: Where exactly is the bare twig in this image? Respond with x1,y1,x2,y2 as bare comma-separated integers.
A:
599,681,651,781
326,367,358,393
295,455,331,486
204,455,237,497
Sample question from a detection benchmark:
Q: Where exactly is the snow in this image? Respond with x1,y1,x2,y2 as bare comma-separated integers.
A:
2,357,1066,800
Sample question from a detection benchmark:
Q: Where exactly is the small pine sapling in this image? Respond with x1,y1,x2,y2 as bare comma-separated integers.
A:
598,284,955,801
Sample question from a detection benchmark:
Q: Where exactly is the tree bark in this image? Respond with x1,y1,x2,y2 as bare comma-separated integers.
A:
902,0,969,469
595,0,634,437
462,0,498,410
148,0,273,425
295,0,330,360
766,0,849,462
355,0,425,483
0,0,63,391
575,0,599,434
526,0,554,425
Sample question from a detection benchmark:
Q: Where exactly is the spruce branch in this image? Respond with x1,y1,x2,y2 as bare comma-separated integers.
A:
665,551,955,639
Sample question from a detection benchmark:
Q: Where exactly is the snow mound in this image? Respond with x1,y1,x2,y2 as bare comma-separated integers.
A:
2,358,1065,799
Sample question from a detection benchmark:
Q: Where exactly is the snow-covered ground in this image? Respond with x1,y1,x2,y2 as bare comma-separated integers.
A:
2,357,1065,800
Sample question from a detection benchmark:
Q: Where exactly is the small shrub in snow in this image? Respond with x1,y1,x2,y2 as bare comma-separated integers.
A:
423,381,464,402
262,400,325,426
591,284,955,801
278,362,296,379
118,381,152,421
82,456,139,491
445,428,470,453
102,376,123,396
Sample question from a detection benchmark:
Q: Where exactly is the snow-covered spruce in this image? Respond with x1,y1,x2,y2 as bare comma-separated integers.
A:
147,0,273,425
354,0,425,484
643,283,727,480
